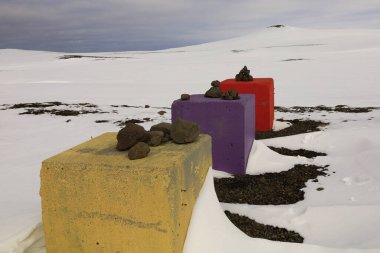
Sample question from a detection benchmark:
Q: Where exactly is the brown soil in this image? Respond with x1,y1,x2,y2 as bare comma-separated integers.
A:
114,118,152,127
59,55,133,60
6,102,104,116
268,146,327,158
225,211,304,243
256,119,328,139
214,164,328,205
275,105,377,113
9,102,67,109
19,109,105,116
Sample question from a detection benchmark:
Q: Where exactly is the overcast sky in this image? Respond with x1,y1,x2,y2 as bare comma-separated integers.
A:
0,0,380,52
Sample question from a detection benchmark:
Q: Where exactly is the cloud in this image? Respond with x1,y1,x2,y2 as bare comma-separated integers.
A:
0,0,379,52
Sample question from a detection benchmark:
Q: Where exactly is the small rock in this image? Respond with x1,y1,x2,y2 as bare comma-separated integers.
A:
235,66,253,81
145,105,150,108
316,187,324,191
158,110,166,115
150,135,162,146
205,86,223,98
150,122,172,142
211,80,220,87
181,94,190,100
171,118,200,144
150,123,172,135
222,90,240,100
161,135,171,143
148,130,164,146
116,123,148,151
148,130,165,138
128,142,150,160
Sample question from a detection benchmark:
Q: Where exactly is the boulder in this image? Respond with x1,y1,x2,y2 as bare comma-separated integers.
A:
116,123,148,151
148,131,164,146
171,118,200,144
128,142,150,160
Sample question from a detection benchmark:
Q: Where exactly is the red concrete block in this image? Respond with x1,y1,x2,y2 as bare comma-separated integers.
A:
220,78,274,131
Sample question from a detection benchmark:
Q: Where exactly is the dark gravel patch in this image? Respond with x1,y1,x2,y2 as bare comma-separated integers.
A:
114,118,152,127
9,102,67,109
225,211,304,243
275,105,377,114
76,103,98,108
214,164,328,205
6,102,104,116
267,25,285,28
111,104,170,110
256,119,328,139
231,49,248,53
19,109,105,116
281,58,309,62
268,146,327,158
59,55,133,60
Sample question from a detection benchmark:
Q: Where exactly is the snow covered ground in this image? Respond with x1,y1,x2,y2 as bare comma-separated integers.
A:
0,26,380,252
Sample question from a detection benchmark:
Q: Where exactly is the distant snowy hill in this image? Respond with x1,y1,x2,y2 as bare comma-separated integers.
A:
0,26,380,252
1,26,380,107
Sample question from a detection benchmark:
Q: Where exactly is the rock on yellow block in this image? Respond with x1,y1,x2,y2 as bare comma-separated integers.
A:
40,133,211,253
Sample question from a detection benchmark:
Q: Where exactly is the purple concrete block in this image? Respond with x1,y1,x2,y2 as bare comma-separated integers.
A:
171,94,255,175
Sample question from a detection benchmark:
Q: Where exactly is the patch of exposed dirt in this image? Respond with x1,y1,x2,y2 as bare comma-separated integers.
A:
267,25,285,28
9,102,67,109
275,105,377,113
281,58,309,62
225,211,304,243
19,109,105,116
265,44,325,49
5,102,105,116
256,119,328,139
214,164,328,205
268,146,327,158
114,118,152,127
111,104,144,109
59,55,133,60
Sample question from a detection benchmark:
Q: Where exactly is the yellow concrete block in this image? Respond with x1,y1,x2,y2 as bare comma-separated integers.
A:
40,133,211,253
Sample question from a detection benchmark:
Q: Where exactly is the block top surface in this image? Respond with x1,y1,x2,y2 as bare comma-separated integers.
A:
43,132,211,169
172,94,254,106
222,78,274,83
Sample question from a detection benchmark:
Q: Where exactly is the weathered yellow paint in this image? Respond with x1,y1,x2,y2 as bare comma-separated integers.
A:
40,133,211,253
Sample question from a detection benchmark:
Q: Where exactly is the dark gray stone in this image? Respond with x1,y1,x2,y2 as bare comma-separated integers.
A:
205,86,223,98
181,94,190,100
235,66,253,81
148,130,164,146
171,118,200,144
150,123,172,136
150,122,172,142
222,89,240,100
128,142,150,160
211,80,220,87
116,123,148,151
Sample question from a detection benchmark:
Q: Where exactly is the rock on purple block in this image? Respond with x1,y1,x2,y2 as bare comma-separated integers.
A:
171,94,255,175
